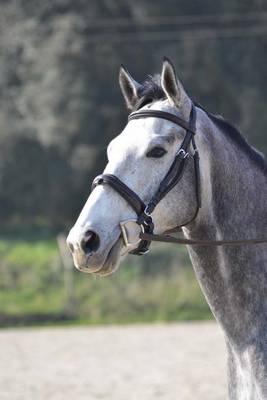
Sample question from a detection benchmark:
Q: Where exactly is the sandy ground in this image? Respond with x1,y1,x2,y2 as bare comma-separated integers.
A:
0,322,227,400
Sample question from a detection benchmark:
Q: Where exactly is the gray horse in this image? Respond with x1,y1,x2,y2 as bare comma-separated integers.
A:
67,59,267,399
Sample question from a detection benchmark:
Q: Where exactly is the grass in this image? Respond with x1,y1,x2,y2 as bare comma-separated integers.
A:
0,236,212,327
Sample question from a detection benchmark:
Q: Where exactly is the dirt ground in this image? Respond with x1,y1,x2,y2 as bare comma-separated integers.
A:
0,322,227,400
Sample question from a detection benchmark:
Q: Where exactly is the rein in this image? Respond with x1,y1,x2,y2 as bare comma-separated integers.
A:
92,103,267,254
140,232,267,246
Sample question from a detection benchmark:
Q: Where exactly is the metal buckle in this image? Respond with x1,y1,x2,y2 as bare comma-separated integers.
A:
120,219,144,248
137,249,150,255
177,149,189,159
143,205,152,217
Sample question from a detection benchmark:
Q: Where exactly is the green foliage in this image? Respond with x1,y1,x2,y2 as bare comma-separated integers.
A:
0,238,64,316
0,238,211,326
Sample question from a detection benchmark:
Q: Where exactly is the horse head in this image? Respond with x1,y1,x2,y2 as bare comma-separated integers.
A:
67,59,198,275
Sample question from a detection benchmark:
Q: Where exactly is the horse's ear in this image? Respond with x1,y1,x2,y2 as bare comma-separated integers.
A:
119,65,141,110
161,57,185,108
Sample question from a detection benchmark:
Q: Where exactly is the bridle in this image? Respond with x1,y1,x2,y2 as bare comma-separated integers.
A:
92,103,267,254
92,103,200,255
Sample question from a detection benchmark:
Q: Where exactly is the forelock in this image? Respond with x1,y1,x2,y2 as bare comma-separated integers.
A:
137,74,166,104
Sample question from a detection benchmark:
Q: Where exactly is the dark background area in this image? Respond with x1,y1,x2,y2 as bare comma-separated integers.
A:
0,0,267,233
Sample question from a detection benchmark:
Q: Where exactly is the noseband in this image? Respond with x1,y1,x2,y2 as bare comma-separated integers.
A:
92,103,201,255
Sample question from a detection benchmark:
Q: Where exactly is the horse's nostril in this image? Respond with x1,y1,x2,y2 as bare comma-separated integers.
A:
81,230,100,255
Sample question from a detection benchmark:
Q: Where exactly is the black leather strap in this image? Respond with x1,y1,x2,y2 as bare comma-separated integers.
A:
92,174,154,256
92,174,145,215
129,110,197,135
143,105,198,216
140,232,267,246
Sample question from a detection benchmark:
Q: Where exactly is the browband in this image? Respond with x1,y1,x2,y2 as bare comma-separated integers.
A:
129,110,197,135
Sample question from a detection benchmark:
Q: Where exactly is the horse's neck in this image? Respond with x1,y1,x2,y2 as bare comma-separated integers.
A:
184,111,267,345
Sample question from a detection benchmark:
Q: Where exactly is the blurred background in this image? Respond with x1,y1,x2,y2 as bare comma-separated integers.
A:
0,0,267,327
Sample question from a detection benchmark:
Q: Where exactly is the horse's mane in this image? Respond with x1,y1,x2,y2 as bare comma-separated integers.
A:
138,75,267,174
195,102,267,173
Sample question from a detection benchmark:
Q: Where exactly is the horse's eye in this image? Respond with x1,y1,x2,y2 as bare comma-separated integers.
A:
146,147,167,158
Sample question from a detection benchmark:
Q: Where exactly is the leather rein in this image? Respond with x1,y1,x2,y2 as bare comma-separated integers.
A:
92,103,267,254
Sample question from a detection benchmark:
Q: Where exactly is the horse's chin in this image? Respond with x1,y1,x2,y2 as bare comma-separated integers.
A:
93,236,127,276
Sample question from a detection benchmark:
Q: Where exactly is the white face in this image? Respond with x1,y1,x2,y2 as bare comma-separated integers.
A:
67,100,196,276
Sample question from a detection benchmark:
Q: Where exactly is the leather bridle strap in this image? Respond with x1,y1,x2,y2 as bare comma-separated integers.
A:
140,232,267,246
92,175,154,256
92,174,154,255
128,106,198,216
129,110,197,135
92,174,145,215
